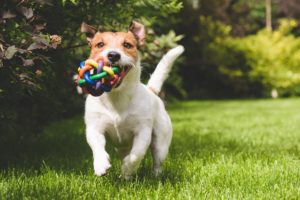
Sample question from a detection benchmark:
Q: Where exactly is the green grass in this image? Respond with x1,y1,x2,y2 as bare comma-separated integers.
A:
1,99,300,199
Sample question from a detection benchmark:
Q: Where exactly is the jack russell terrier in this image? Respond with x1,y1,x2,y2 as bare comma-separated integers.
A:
81,21,184,179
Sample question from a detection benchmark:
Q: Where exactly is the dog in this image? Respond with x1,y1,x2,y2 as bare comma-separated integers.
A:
81,21,184,179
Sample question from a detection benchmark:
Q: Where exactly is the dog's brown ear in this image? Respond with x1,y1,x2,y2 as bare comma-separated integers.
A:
129,20,146,46
81,22,97,44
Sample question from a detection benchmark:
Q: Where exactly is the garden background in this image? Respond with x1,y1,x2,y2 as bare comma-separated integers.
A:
1,0,300,199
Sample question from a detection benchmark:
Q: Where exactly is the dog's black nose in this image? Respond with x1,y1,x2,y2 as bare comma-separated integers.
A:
107,51,121,63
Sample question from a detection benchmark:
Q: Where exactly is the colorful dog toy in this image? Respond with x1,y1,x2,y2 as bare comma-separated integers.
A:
76,58,127,96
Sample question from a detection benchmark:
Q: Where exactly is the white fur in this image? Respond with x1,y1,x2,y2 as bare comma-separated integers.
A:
147,46,185,93
84,45,184,178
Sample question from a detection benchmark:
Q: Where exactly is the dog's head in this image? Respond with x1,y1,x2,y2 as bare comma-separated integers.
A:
81,21,145,73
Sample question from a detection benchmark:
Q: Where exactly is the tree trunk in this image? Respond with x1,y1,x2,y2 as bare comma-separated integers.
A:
266,0,272,31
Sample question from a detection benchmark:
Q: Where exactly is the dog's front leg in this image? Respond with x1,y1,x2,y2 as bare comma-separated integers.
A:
121,127,152,179
86,126,111,176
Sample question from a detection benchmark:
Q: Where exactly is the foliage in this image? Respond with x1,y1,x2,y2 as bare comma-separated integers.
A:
141,25,186,98
0,0,66,142
0,0,183,142
175,0,300,98
209,19,300,96
175,9,241,98
1,99,300,198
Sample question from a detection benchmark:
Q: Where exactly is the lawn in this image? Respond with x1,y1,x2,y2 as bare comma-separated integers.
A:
1,99,300,199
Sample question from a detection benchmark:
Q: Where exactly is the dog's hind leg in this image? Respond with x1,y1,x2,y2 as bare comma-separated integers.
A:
121,126,152,179
151,113,172,176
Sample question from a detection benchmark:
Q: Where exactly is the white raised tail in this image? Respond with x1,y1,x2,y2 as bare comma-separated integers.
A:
147,45,184,94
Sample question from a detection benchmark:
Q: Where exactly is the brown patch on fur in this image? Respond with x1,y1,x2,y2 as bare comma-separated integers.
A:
89,32,138,62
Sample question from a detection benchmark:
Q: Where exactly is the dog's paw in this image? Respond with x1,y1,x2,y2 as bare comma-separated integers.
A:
153,167,162,177
94,159,111,176
121,154,139,178
119,173,133,180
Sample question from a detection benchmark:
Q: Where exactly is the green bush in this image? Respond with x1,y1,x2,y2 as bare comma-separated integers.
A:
207,19,300,97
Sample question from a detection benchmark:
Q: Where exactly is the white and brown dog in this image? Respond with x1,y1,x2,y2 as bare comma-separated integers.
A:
81,21,184,179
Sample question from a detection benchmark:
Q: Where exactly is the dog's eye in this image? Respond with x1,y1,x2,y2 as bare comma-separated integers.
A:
96,42,105,48
123,42,133,49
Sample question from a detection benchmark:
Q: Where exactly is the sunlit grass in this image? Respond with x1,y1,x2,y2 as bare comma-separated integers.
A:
1,99,300,199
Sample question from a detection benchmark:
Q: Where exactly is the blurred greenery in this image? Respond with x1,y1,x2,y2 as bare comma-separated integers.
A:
207,19,300,97
175,0,300,98
1,0,300,141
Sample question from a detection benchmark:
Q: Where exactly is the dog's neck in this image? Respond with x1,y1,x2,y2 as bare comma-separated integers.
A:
101,60,141,112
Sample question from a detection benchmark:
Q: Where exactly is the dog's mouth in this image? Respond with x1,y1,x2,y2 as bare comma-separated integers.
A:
77,58,134,96
111,64,132,88
89,62,132,88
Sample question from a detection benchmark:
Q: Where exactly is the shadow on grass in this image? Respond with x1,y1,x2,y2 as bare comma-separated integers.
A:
0,114,291,183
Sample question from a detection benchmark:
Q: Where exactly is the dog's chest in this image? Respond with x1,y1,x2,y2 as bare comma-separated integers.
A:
104,112,137,145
